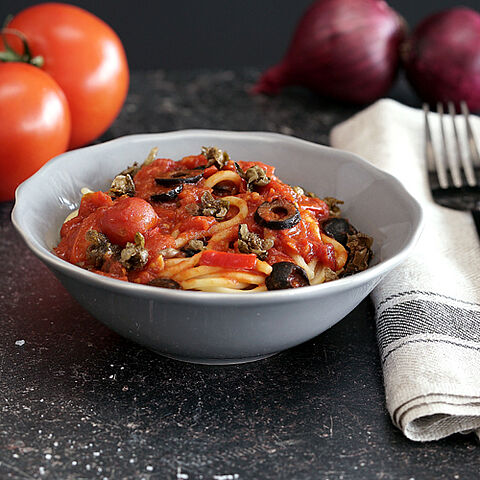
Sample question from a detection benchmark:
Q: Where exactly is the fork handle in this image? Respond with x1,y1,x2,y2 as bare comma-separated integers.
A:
472,209,480,239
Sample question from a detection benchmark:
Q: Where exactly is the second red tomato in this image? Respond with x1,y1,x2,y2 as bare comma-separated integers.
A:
8,3,129,149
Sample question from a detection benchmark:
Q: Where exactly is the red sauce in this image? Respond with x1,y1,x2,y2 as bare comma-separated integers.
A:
55,154,335,282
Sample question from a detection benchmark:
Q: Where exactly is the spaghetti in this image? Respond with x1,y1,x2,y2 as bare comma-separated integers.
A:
54,147,373,292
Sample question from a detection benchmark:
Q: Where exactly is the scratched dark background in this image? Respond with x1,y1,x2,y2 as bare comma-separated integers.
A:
0,0,478,70
1,1,480,479
1,68,479,480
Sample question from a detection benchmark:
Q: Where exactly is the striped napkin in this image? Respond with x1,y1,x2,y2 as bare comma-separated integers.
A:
330,98,480,442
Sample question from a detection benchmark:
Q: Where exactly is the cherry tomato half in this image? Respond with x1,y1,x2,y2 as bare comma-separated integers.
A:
6,3,129,149
0,62,71,202
101,197,159,246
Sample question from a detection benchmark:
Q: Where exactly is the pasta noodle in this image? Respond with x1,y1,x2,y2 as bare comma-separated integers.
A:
54,147,373,292
203,170,243,190
63,187,95,223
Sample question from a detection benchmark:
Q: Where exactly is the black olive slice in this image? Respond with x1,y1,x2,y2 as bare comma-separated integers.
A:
148,278,182,289
155,170,203,186
254,198,301,230
266,262,310,290
150,184,183,202
322,218,357,246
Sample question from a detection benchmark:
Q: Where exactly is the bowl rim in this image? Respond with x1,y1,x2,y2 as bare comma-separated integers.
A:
12,129,423,306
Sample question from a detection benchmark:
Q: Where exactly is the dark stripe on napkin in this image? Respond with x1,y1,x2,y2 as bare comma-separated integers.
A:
377,299,480,358
377,290,480,309
382,338,480,364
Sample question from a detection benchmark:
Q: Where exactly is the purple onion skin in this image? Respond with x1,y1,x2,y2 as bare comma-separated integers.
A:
403,8,480,112
253,0,406,104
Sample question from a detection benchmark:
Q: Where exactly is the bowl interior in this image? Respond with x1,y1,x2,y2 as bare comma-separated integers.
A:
13,130,421,276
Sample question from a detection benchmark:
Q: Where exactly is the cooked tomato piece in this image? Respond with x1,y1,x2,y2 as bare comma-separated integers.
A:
202,166,218,178
267,248,295,265
78,191,113,218
178,215,216,233
69,209,105,265
298,196,330,221
134,158,177,200
179,154,207,169
101,196,159,246
199,250,257,270
143,228,177,260
59,215,83,240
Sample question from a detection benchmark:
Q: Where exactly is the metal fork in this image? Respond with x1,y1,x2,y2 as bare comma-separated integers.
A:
424,101,480,237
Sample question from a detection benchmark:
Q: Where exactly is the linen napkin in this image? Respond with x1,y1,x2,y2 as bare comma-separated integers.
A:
330,98,480,442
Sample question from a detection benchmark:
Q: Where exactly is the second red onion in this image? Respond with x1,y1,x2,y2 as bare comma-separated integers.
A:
253,0,406,104
402,7,480,112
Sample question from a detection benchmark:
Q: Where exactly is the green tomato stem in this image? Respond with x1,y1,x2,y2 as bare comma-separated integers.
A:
0,27,44,67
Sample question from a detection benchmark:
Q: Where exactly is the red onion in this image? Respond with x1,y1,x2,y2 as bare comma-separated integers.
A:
253,0,406,104
403,8,480,112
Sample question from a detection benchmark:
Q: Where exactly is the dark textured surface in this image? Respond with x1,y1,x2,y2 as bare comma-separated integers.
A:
1,70,478,480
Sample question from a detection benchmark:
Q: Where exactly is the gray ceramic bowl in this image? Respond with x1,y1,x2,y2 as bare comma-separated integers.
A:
12,131,422,364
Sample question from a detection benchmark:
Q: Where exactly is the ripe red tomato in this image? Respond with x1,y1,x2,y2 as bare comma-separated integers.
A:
101,197,159,246
0,62,71,201
6,3,129,149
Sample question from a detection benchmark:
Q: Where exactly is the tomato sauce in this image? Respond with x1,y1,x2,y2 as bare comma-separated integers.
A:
55,153,336,282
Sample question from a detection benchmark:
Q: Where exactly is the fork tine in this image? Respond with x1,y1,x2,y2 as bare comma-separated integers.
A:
461,101,480,186
448,101,476,187
438,102,461,187
424,103,448,188
423,103,436,169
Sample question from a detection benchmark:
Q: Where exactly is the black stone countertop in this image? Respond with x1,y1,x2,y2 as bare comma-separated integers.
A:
1,69,478,480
